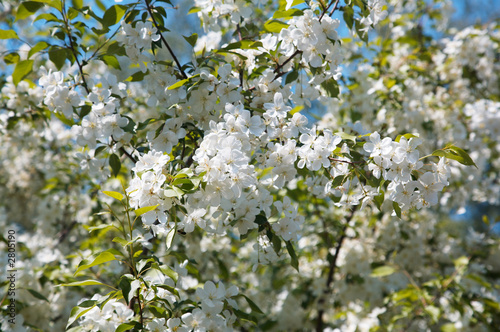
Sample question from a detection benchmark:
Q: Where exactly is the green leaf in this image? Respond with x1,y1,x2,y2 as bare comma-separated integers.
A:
392,201,402,219
168,78,190,90
109,153,121,177
12,60,34,86
28,41,49,59
58,280,112,287
335,132,357,143
166,225,176,250
0,29,19,39
164,186,184,199
27,288,49,302
66,300,97,328
453,256,469,270
102,5,127,27
424,305,440,323
4,53,20,64
280,0,305,10
49,47,68,70
102,191,124,201
431,145,477,168
371,265,396,277
149,305,166,318
183,33,198,47
271,234,282,254
234,309,258,325
240,294,264,314
74,251,118,276
34,12,61,23
374,190,384,211
343,5,354,30
156,284,180,298
112,236,131,247
441,323,458,332
264,20,289,33
134,204,159,217
220,40,261,51
273,8,303,19
118,275,132,305
158,265,179,283
285,240,299,272
100,55,121,69
395,133,418,142
16,1,45,21
285,69,299,85
116,323,139,332
322,79,340,98
290,105,303,115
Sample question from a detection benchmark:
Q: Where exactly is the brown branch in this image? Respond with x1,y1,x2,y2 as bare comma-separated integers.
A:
316,206,357,332
62,1,90,94
120,146,138,164
145,0,188,79
319,0,341,22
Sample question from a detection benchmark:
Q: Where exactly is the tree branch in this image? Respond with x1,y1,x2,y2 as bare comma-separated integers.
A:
316,206,357,332
319,0,341,22
145,0,188,79
62,1,90,94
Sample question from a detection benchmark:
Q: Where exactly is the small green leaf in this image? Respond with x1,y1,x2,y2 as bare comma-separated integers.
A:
27,288,49,302
67,300,97,328
285,240,299,272
75,251,118,276
453,256,469,270
109,153,121,177
102,5,127,27
335,132,357,143
4,53,20,64
58,280,112,288
49,47,68,70
273,8,303,19
0,29,19,39
158,265,179,283
164,186,184,199
16,1,45,21
102,191,124,201
392,201,402,219
395,133,418,142
240,294,264,314
166,226,176,250
374,190,384,211
290,105,303,115
28,41,49,59
371,265,396,277
12,60,34,86
116,323,139,332
280,0,305,10
264,20,289,33
100,55,121,69
156,284,180,298
432,145,477,168
134,204,159,217
183,33,198,47
168,78,190,90
112,236,130,247
34,12,61,23
285,69,299,85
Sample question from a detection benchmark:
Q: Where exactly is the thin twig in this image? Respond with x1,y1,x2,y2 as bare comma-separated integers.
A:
62,0,90,94
145,0,188,79
319,0,341,22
